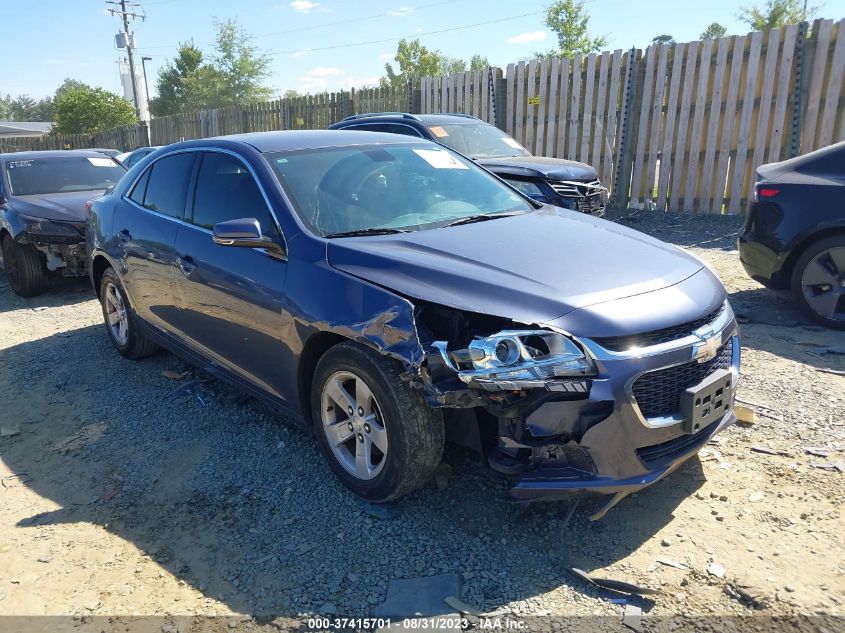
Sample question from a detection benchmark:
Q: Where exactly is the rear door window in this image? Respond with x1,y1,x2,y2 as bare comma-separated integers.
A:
190,152,277,236
139,152,195,219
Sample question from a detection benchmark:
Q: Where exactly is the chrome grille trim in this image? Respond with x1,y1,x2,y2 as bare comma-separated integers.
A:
547,179,606,199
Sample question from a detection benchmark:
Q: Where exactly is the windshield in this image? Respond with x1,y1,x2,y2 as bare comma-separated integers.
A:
266,143,533,237
5,156,126,196
426,122,532,159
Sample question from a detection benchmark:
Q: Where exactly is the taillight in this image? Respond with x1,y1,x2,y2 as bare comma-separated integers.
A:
753,183,779,203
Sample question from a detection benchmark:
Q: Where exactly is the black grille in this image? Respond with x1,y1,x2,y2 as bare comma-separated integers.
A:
595,305,725,352
636,421,717,468
632,339,733,419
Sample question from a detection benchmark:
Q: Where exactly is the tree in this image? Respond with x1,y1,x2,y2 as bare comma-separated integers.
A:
149,42,205,116
538,0,609,59
149,19,272,115
651,34,676,45
700,22,728,39
469,54,490,71
738,0,818,30
209,18,273,107
54,78,91,101
382,39,449,87
52,87,136,134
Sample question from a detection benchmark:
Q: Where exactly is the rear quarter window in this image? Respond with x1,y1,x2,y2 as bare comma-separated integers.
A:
138,152,195,218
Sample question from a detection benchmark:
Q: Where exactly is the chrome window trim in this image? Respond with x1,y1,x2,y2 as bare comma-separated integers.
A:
121,146,287,251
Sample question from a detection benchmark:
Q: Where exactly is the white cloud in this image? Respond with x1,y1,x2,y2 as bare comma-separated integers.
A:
387,6,414,17
507,31,548,44
290,0,320,12
379,52,394,60
298,66,344,91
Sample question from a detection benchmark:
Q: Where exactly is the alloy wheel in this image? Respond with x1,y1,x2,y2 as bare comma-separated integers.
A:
801,246,845,323
320,370,389,480
103,281,129,346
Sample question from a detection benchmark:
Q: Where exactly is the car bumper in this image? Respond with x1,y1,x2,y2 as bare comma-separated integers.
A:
501,305,740,507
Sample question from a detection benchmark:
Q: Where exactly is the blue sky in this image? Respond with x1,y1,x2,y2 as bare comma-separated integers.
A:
2,0,844,100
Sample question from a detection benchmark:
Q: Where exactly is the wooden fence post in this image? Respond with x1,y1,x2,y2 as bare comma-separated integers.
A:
611,47,641,210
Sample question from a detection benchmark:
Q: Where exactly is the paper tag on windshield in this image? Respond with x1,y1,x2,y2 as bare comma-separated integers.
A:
88,157,115,167
413,149,468,169
502,137,524,150
429,126,449,138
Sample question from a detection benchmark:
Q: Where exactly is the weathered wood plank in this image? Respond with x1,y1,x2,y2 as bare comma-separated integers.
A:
749,28,782,199
580,53,597,163
591,51,610,175
568,54,582,162
535,58,549,155
525,59,537,151
657,43,686,211
603,49,623,187
699,37,729,213
729,31,763,214
555,57,570,158
818,19,845,147
670,41,700,212
515,61,526,145
545,58,560,156
801,19,834,152
630,45,656,205
682,39,712,211
768,25,798,162
644,44,669,207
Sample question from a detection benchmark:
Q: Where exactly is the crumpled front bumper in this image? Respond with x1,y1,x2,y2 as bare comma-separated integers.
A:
505,305,740,510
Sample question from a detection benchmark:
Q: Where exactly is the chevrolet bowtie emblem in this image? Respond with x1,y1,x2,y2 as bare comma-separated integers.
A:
693,332,721,363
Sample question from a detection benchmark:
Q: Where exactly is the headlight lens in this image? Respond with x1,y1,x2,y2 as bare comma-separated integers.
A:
433,329,595,387
503,178,545,199
19,214,80,237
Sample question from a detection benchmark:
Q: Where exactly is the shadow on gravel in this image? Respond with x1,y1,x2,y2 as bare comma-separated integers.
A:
728,287,845,371
0,272,93,313
1,325,706,620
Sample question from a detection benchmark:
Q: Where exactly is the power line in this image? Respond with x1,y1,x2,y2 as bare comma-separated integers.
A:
136,0,461,52
265,10,546,56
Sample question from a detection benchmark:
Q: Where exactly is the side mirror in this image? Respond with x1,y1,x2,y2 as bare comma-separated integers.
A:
212,218,286,258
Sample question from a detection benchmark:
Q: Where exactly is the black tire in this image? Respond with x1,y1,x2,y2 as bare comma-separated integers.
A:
1,234,47,297
790,235,845,331
311,341,444,502
99,267,160,359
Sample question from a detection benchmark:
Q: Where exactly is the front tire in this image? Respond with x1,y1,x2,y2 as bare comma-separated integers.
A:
791,235,845,330
311,342,444,502
1,234,47,297
99,267,160,358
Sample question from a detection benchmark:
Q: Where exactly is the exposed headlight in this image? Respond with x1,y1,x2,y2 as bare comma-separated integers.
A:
19,214,80,237
433,329,596,388
503,178,545,199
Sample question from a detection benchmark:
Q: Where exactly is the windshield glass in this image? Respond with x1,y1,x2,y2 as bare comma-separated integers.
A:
6,156,126,196
426,122,531,159
265,143,533,237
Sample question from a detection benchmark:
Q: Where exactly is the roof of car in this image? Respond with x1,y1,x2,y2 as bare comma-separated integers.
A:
0,149,112,161
332,112,482,127
181,129,431,153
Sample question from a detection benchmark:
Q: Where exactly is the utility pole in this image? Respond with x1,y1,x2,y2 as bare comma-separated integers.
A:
107,0,149,144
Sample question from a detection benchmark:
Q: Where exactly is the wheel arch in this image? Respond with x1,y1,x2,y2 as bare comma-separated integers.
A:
297,331,352,424
91,253,114,299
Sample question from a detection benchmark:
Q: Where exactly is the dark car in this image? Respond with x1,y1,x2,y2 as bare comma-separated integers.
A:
329,113,608,216
115,146,163,168
88,131,738,517
738,141,845,330
0,150,126,296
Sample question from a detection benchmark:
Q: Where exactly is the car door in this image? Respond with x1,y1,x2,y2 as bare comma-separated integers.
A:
114,151,196,333
171,150,293,403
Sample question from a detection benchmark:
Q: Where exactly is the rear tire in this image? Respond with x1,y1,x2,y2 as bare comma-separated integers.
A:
1,234,47,297
99,267,160,359
311,341,444,502
791,235,845,331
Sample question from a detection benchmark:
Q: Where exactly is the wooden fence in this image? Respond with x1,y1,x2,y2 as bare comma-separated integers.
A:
2,19,843,213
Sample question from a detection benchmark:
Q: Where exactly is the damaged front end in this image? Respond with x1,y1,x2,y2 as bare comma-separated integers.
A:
411,300,739,518
13,214,88,276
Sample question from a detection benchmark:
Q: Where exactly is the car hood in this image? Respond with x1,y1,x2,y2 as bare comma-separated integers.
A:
476,156,599,181
327,208,708,327
10,191,102,222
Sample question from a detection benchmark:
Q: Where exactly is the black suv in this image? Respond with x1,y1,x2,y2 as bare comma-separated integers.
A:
330,113,607,216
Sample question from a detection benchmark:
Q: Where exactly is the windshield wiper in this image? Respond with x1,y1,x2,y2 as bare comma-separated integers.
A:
325,227,409,238
442,211,524,228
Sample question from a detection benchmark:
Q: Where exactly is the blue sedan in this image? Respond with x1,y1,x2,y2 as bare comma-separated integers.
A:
87,130,739,516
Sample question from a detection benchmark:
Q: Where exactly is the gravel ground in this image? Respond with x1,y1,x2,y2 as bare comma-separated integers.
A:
0,210,843,632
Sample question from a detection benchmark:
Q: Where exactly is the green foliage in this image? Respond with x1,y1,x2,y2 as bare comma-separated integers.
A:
0,93,53,121
700,22,728,39
149,42,205,116
738,0,817,30
469,54,490,71
52,86,136,135
651,34,676,45
150,18,272,116
537,0,609,59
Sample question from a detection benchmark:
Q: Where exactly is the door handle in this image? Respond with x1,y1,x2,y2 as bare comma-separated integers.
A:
118,229,131,242
177,255,196,276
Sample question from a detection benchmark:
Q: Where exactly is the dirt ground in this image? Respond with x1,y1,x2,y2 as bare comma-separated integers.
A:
0,210,843,632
